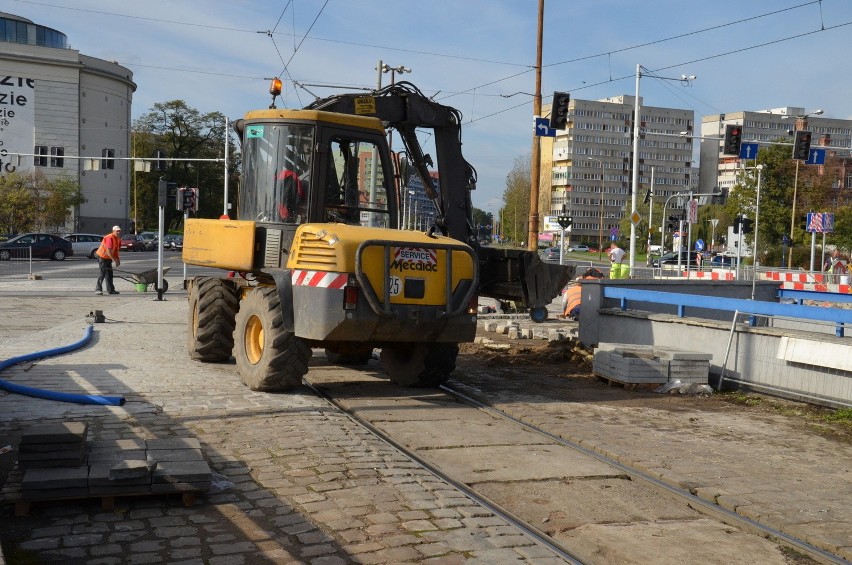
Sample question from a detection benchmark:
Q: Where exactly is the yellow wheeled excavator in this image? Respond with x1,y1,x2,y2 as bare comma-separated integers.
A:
183,81,573,391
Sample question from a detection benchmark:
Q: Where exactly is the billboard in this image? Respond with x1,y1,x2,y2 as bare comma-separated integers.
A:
0,75,36,174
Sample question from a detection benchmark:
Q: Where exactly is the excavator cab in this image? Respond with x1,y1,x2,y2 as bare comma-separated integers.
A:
237,109,396,239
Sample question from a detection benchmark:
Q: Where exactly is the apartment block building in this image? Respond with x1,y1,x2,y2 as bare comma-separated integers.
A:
542,95,694,248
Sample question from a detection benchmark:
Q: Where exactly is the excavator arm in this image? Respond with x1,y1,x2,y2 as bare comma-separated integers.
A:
305,82,573,318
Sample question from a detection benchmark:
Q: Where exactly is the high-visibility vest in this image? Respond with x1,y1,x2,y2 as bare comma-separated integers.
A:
96,233,121,261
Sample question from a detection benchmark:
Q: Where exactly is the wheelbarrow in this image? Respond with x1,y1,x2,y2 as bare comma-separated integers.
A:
113,267,170,293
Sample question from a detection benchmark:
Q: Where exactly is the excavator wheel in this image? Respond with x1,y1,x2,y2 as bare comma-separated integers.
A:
187,277,239,362
380,343,459,388
325,346,374,366
233,286,311,391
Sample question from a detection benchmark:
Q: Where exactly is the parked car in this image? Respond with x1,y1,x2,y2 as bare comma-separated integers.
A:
64,233,104,259
120,234,146,252
137,231,158,251
542,247,560,262
568,245,590,253
710,255,735,267
652,251,697,268
0,233,73,261
162,234,179,249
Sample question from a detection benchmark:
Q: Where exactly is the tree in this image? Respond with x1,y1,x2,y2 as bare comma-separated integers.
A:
501,154,531,245
471,207,493,242
0,171,83,234
132,100,237,231
723,140,843,266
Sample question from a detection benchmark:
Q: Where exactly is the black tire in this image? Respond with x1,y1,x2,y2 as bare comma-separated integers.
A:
187,277,239,362
233,286,311,391
380,343,459,388
52,249,66,261
529,306,548,323
0,250,10,261
325,346,373,366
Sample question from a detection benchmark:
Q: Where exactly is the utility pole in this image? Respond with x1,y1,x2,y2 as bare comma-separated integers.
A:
527,0,544,252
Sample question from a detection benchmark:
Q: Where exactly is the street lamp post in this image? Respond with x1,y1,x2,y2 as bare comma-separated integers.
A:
631,65,696,276
783,109,823,269
381,63,411,152
588,157,605,260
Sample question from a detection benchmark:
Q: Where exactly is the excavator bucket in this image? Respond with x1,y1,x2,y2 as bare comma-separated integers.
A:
476,247,575,311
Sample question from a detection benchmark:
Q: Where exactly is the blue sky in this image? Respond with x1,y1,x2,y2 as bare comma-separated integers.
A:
8,0,852,214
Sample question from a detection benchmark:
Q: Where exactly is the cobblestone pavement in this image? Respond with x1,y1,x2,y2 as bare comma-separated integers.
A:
0,277,568,564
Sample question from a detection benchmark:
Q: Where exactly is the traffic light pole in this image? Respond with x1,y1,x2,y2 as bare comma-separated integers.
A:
787,159,800,269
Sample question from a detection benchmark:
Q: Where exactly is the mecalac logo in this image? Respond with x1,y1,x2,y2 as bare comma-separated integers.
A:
390,247,438,272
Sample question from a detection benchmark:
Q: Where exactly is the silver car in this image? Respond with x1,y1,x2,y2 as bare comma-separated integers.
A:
64,233,104,259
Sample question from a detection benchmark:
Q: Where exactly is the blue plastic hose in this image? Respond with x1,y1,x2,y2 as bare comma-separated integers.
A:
0,325,126,406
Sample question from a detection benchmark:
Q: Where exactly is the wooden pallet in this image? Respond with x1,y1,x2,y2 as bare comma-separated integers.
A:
2,469,202,517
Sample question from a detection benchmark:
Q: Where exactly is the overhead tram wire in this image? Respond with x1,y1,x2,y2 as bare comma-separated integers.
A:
462,17,852,127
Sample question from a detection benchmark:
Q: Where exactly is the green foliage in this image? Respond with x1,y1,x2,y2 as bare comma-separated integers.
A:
0,171,83,234
500,154,531,245
132,100,236,231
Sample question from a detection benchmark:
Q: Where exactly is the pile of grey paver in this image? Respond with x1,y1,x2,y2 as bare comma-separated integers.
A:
593,343,712,385
9,421,211,506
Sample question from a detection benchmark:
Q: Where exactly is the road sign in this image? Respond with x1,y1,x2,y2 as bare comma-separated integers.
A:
739,143,759,160
534,117,556,138
630,211,641,226
695,239,704,251
805,148,826,165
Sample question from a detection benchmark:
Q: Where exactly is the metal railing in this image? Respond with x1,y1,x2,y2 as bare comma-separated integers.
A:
0,247,34,278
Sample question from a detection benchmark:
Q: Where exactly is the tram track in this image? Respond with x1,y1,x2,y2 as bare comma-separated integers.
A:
303,357,848,564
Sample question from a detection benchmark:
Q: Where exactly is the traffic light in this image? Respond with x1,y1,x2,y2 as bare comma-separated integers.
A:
549,91,570,130
557,215,573,229
177,187,198,212
153,150,167,171
667,215,679,230
723,124,742,156
792,130,812,161
740,217,753,234
643,189,652,204
733,215,741,234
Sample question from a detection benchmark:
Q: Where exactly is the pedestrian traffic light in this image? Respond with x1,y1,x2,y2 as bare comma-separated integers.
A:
740,217,753,234
549,91,570,130
792,130,812,161
177,187,198,212
723,124,742,156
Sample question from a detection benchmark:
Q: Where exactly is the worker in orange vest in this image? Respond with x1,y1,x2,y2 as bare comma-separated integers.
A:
95,225,122,295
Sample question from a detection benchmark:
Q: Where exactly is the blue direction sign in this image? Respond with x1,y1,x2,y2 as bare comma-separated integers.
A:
806,148,826,165
739,143,759,160
535,117,556,137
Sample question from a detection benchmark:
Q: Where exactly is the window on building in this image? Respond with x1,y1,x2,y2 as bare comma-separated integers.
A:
101,148,115,170
50,147,64,168
34,146,48,167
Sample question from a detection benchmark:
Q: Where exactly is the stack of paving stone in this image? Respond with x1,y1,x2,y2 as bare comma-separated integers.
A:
16,422,211,503
19,422,90,500
593,343,712,385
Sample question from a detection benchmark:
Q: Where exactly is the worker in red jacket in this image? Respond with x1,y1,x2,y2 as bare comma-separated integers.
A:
95,225,122,295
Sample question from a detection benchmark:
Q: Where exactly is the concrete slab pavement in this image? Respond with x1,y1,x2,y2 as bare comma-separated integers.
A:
0,277,568,563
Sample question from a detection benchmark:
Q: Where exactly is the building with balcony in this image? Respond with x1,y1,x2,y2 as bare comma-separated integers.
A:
542,95,694,249
0,12,136,233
